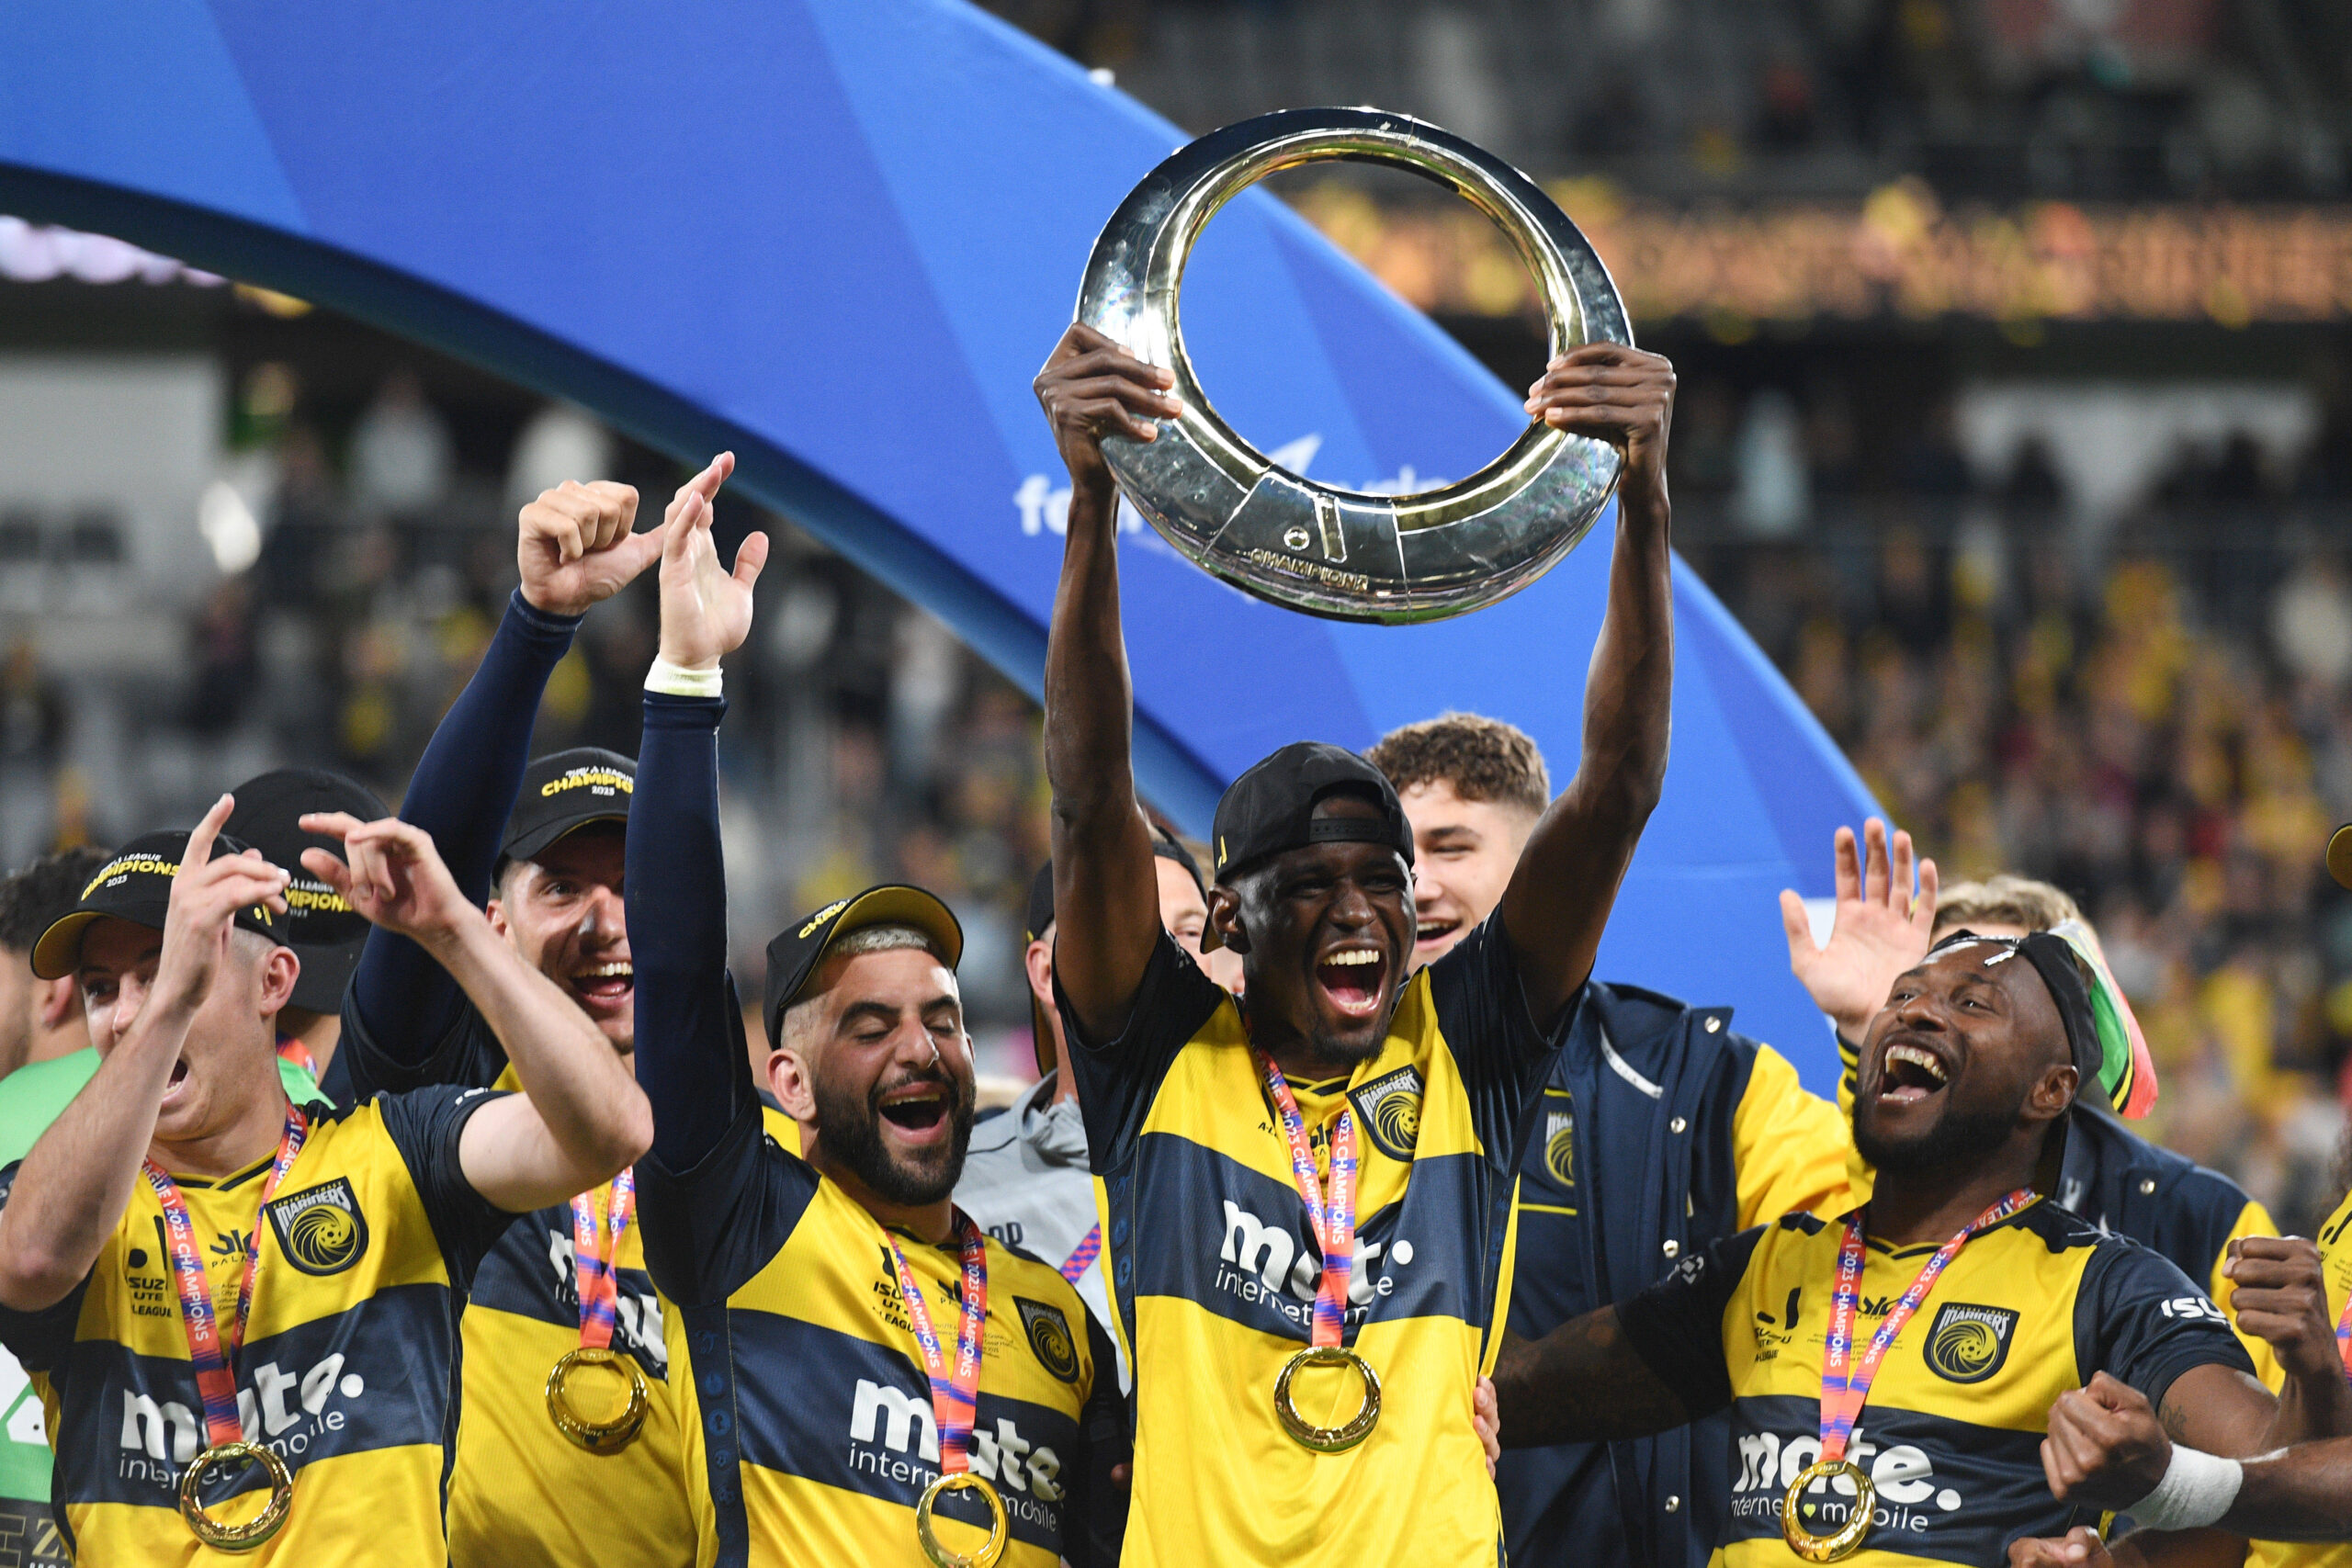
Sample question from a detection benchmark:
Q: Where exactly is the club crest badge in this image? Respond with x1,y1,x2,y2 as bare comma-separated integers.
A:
1543,1108,1576,1188
266,1177,369,1277
1349,1066,1424,1161
1016,1297,1081,1384
1924,1302,2018,1383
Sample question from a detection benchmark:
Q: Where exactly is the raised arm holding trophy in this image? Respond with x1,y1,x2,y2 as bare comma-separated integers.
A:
1035,106,1678,1564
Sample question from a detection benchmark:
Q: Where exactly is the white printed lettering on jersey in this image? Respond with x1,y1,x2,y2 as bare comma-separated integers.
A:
1213,1200,1412,1324
116,1353,365,1485
2156,1295,2228,1325
544,1224,669,1371
847,1379,1065,1503
1731,1428,1964,1530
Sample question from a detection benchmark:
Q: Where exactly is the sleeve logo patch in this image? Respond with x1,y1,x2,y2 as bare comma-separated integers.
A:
1015,1296,1082,1385
1348,1066,1424,1161
1923,1302,2018,1383
266,1177,370,1277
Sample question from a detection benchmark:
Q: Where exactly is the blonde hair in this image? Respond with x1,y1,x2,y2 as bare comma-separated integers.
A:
1931,875,2085,941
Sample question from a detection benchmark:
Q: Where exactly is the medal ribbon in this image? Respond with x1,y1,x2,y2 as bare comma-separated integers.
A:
1257,1052,1356,1349
569,1168,636,1351
885,1213,989,1476
1816,1189,2036,1463
142,1108,309,1449
1059,1223,1102,1286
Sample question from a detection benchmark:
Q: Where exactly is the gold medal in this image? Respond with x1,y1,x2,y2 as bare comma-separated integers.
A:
545,1345,650,1453
1272,1344,1382,1452
916,1472,1008,1568
178,1440,295,1552
1781,1457,1875,1562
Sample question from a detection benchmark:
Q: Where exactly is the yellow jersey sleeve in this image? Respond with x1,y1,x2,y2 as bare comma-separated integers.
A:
2213,1197,2285,1391
1729,1044,1860,1227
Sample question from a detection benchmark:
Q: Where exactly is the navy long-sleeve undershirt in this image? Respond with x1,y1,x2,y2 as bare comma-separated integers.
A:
628,692,748,1172
341,589,581,1083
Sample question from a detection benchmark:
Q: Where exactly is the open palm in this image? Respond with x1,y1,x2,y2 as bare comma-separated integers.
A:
657,453,768,669
1778,818,1939,1039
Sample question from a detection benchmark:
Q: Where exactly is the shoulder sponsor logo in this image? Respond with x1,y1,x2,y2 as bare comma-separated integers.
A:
1543,1108,1575,1188
2156,1294,2229,1325
1349,1066,1423,1161
1924,1303,2018,1383
1015,1297,1080,1385
265,1178,368,1277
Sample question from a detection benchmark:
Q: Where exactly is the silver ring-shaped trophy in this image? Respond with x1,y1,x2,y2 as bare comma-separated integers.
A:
1076,107,1633,624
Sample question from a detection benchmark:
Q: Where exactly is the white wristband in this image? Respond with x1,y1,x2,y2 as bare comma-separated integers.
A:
645,658,722,699
2124,1445,2243,1531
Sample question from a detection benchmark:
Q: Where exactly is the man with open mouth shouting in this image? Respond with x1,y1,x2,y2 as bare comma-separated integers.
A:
1027,322,1677,1564
625,465,1125,1567
325,459,728,1567
1490,931,2308,1568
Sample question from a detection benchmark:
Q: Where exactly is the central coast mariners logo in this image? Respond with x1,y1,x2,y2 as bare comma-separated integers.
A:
1348,1066,1423,1160
266,1179,368,1277
1544,1108,1576,1187
1015,1297,1081,1385
1924,1302,2018,1383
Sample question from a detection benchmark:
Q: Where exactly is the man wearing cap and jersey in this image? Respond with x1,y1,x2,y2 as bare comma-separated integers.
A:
1781,821,2285,1389
230,767,388,1082
1031,325,1676,1562
955,830,1212,1393
1492,929,2291,1567
1367,711,1855,1568
626,474,1124,1566
0,795,650,1564
326,462,719,1567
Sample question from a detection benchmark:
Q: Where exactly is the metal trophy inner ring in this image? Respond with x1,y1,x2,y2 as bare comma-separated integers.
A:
1076,106,1632,624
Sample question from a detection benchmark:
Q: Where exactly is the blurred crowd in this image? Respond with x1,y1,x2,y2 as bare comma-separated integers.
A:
1682,377,2352,1235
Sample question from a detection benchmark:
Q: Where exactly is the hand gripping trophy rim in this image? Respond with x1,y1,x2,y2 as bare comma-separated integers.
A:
1074,107,1633,625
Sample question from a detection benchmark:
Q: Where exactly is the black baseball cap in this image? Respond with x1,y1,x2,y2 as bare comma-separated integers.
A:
228,769,387,1014
762,886,964,1050
32,829,289,980
501,749,635,868
1204,741,1413,951
1022,827,1205,944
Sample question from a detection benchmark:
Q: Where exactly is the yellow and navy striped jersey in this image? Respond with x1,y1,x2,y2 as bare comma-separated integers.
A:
335,998,693,1568
1619,1198,2256,1567
2246,1187,2352,1568
0,1087,513,1567
641,1100,1121,1568
1064,918,1566,1568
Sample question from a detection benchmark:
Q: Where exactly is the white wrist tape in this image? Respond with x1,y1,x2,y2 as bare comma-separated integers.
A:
2124,1446,2243,1531
645,658,722,698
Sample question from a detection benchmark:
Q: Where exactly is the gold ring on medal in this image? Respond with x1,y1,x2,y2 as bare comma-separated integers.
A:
1781,1458,1876,1562
916,1472,1009,1568
1272,1345,1382,1452
178,1440,294,1551
546,1345,650,1453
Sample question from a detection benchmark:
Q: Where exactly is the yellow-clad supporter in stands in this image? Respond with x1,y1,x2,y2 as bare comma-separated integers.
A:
0,795,649,1565
1369,712,1854,1568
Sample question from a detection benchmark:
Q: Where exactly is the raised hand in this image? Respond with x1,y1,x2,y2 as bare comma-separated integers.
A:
153,793,290,1019
2041,1372,2171,1510
1781,819,1940,1042
1525,344,1676,505
298,813,478,952
1032,322,1182,497
654,452,766,671
517,479,663,618
2224,1236,2337,1382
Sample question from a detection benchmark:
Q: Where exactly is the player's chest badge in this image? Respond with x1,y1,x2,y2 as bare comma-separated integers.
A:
1348,1066,1424,1161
